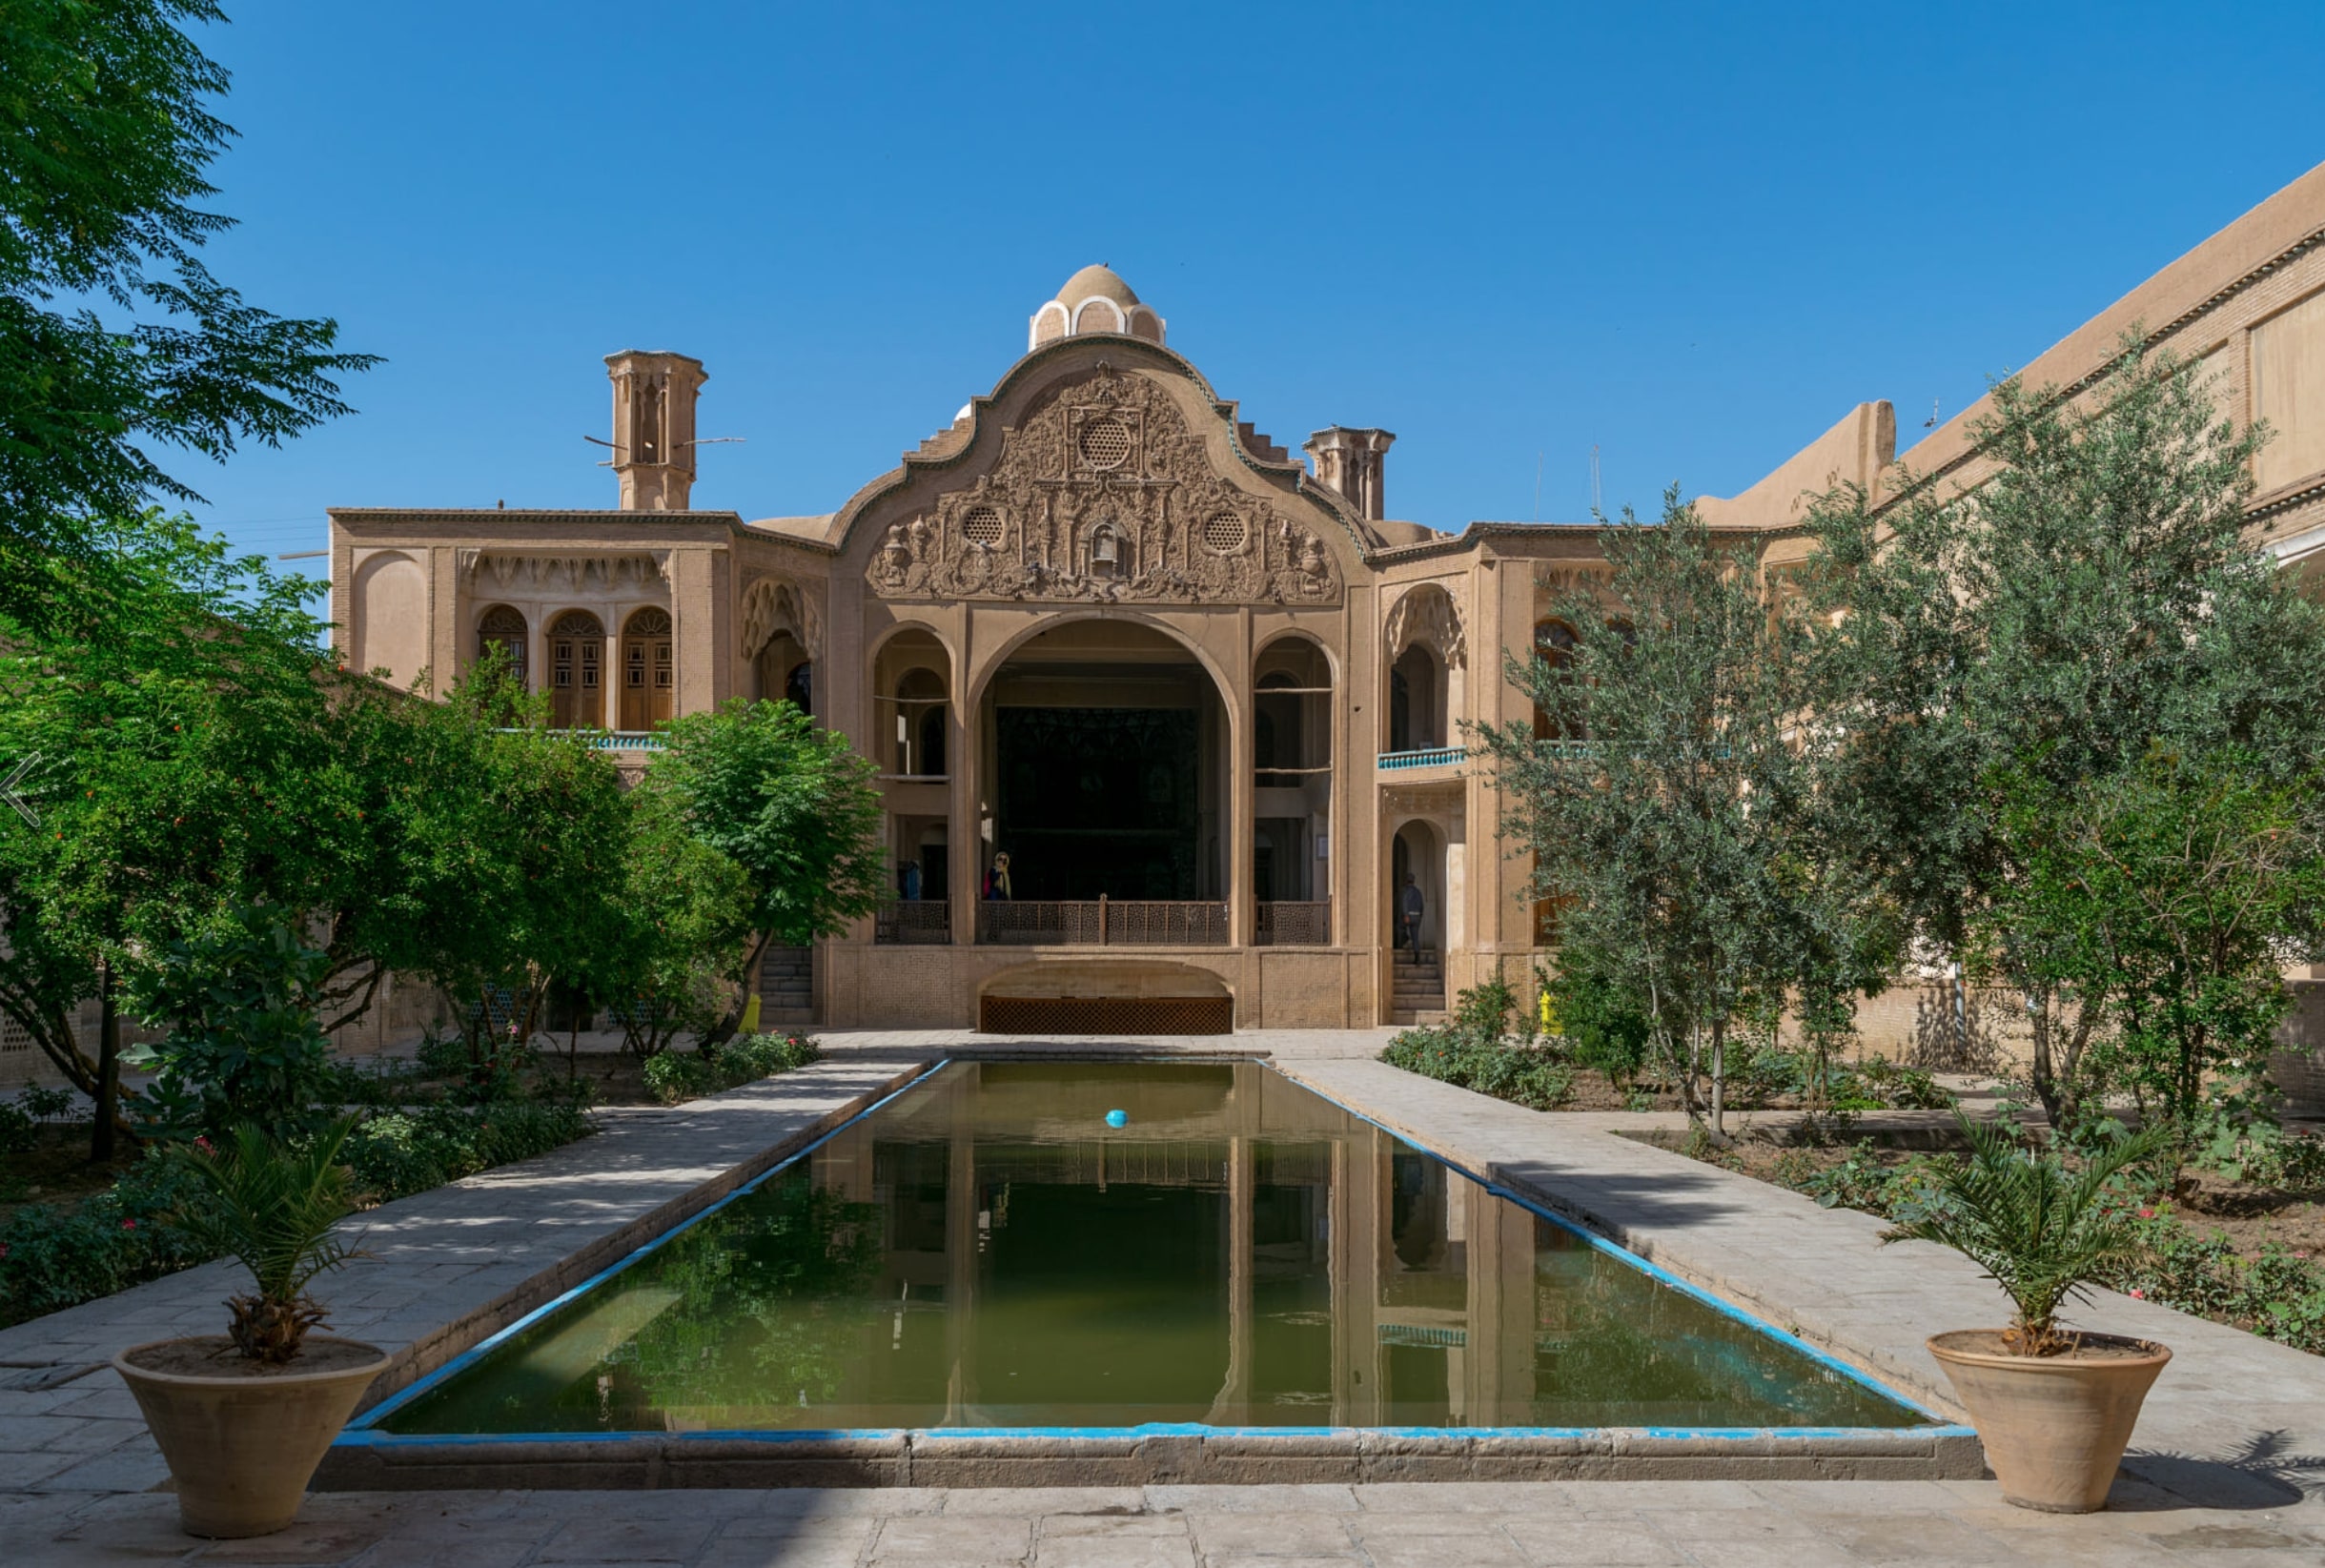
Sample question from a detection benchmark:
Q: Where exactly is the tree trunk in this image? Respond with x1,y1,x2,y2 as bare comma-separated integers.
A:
1709,1017,1726,1140
91,962,119,1165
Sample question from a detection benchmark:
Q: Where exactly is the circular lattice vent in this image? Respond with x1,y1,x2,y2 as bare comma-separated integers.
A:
1078,418,1132,471
962,504,1005,546
1202,511,1247,554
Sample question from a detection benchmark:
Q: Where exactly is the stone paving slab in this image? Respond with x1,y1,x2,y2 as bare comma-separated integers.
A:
1268,1056,2325,1517
10,1479,2325,1565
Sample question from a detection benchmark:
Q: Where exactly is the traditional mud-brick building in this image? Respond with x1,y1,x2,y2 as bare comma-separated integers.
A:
317,161,2325,1052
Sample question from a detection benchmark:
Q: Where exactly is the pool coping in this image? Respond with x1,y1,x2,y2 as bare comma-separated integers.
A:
318,1056,1980,1490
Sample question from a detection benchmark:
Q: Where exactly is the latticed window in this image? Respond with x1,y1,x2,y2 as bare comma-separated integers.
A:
477,605,527,682
962,504,1004,546
1079,418,1132,470
1202,511,1246,554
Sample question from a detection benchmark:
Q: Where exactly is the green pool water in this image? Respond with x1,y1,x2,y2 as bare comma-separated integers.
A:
374,1061,1925,1435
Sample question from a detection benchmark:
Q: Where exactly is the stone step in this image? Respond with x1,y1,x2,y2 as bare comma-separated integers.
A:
1391,1009,1450,1027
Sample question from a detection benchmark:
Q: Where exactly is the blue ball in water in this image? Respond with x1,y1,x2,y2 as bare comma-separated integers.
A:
1104,1109,1129,1129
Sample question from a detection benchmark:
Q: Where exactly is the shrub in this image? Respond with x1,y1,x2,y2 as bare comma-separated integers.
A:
0,1086,76,1154
167,1121,362,1361
341,1099,592,1202
1879,1115,2170,1354
0,1153,214,1328
1381,1026,1573,1110
642,1032,823,1107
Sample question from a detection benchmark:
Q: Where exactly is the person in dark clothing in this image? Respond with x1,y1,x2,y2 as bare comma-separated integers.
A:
982,852,1013,901
1398,873,1424,959
900,859,922,902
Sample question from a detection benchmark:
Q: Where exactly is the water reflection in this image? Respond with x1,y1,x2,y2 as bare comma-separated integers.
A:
381,1062,1920,1435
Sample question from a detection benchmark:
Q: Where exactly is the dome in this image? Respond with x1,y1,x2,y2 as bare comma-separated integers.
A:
1056,263,1141,310
1029,264,1166,351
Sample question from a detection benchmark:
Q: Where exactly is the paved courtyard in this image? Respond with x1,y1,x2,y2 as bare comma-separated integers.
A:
5,1028,2324,1563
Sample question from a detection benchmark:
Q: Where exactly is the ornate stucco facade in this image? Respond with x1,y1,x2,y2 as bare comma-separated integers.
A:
316,165,2325,1047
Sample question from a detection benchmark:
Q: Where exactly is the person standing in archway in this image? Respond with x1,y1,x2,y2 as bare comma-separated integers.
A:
1399,872,1424,961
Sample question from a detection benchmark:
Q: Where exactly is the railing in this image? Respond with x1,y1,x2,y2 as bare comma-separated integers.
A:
1377,746,1465,771
875,899,953,945
976,898,1230,947
1255,901,1331,947
492,728,666,751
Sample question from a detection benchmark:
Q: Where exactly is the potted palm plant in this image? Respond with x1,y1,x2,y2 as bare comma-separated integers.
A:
1885,1114,2172,1513
113,1119,387,1538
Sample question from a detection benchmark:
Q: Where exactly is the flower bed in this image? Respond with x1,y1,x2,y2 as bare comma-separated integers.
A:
640,1032,821,1106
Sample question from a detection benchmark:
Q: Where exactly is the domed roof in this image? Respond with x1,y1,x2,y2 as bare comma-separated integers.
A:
1056,263,1140,310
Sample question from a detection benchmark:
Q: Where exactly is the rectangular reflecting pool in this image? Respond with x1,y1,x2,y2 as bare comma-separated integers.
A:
363,1061,1929,1437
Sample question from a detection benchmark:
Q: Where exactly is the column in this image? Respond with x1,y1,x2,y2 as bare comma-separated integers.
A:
1229,608,1256,947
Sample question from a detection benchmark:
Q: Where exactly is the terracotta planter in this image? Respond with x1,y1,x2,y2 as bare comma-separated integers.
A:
114,1336,387,1538
1927,1330,2170,1513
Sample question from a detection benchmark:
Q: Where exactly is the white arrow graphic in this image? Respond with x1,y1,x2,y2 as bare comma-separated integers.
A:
0,754,39,827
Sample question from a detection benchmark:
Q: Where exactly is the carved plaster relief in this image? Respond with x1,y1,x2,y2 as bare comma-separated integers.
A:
740,575,823,660
1385,582,1467,669
460,552,671,595
866,368,1340,606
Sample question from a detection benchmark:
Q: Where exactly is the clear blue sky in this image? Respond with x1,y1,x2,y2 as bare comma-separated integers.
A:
183,1,2325,563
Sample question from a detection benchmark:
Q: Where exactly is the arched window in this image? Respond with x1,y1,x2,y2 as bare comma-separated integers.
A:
1533,620,1582,742
895,667,947,776
545,610,604,728
621,607,674,730
1390,644,1442,750
477,605,527,687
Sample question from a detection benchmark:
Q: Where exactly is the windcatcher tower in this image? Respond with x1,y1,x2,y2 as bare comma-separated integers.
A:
605,350,707,510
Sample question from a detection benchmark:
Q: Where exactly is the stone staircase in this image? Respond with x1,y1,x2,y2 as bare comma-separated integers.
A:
1391,948,1446,1026
757,946,815,1028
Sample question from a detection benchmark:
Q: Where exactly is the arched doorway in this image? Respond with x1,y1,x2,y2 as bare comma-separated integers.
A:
976,619,1230,942
1390,819,1449,1020
1389,643,1443,751
1532,619,1581,741
620,607,674,730
757,631,812,717
545,610,604,728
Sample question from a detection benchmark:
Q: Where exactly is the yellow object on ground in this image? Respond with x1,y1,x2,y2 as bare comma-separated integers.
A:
741,993,762,1035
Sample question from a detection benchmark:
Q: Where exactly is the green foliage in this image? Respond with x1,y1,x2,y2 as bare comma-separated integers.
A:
641,1032,824,1107
0,1151,212,1328
1477,490,1896,1134
1881,1114,2170,1354
1805,344,2325,1132
341,1100,592,1202
0,515,348,1105
1381,1028,1574,1110
166,1119,362,1360
596,784,756,1058
2099,1220,2325,1354
0,0,375,622
642,700,885,1037
1545,945,1653,1083
0,1086,77,1154
1986,747,2325,1146
124,901,336,1136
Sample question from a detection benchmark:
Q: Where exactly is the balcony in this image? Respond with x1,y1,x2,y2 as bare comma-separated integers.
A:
874,899,952,945
493,728,667,751
1254,901,1331,947
977,899,1230,947
1377,746,1464,772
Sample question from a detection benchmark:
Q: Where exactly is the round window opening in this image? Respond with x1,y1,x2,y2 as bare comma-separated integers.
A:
1202,511,1247,554
1078,419,1132,471
961,504,1005,546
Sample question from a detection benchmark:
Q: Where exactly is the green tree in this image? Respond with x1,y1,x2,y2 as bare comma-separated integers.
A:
0,515,352,1149
325,662,633,1066
640,700,885,1042
1804,343,2325,1130
1985,747,2325,1150
589,784,756,1058
0,2,374,624
1478,492,1893,1136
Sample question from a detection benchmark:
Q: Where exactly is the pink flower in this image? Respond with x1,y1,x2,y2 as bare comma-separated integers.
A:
0,1244,10,1260
194,1136,213,1152
2128,1288,2146,1299
2137,1208,2156,1220
120,1219,136,1232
